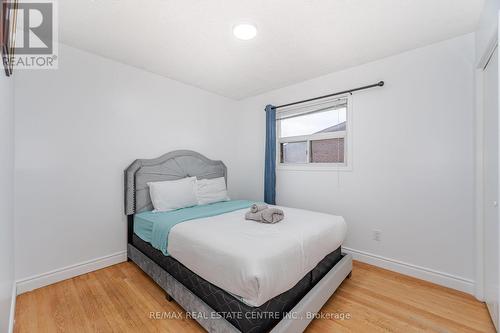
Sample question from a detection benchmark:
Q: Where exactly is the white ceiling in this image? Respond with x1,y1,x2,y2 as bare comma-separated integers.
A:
59,0,484,99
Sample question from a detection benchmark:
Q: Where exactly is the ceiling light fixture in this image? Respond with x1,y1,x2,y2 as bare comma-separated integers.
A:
233,24,257,40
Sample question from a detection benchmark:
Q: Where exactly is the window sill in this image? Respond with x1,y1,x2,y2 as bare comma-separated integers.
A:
277,164,353,172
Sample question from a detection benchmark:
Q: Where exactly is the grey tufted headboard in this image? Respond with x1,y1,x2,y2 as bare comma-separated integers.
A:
124,150,227,215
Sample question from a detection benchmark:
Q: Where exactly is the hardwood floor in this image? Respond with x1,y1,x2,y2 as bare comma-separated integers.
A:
14,261,495,333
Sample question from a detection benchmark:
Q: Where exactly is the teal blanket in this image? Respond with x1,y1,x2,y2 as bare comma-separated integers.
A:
134,200,254,255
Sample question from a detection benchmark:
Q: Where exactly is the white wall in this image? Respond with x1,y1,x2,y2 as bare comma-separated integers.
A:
476,0,500,63
14,44,237,282
14,34,478,294
0,74,15,331
233,34,477,291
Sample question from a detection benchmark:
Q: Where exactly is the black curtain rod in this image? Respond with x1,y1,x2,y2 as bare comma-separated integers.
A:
272,81,385,110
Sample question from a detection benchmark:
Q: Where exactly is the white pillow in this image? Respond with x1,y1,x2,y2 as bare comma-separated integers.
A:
148,177,198,212
196,177,230,205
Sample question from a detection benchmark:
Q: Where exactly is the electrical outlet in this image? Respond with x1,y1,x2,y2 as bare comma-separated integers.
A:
373,229,382,242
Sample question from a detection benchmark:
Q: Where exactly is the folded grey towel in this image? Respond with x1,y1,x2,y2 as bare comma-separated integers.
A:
261,208,284,224
250,203,268,213
245,208,285,224
245,211,262,222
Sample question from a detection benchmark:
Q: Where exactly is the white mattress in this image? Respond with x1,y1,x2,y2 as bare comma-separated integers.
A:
167,205,347,307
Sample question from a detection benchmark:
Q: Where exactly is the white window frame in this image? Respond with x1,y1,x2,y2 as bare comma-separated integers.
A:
276,95,352,171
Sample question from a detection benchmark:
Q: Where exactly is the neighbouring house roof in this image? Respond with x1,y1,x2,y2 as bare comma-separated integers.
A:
315,121,346,134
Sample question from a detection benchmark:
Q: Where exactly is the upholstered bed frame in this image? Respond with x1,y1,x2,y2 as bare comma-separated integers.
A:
124,150,353,333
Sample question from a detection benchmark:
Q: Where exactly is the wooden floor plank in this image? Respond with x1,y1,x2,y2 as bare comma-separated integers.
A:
14,261,495,333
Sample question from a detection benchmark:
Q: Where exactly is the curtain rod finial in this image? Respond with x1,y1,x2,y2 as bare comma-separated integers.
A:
378,81,385,86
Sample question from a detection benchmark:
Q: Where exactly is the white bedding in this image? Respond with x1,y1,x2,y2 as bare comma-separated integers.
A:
167,205,347,307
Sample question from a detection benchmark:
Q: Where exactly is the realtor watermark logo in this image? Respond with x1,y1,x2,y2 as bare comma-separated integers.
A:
2,0,58,71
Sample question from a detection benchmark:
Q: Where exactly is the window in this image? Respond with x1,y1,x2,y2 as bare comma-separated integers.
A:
277,97,350,168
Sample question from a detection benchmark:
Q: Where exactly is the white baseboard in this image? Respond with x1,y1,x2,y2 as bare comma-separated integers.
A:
343,247,474,294
16,251,127,295
8,282,16,333
13,247,474,298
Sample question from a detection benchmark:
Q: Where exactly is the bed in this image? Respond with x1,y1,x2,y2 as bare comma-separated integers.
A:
125,150,353,333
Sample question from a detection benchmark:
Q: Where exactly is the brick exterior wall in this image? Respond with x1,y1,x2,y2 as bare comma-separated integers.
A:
310,138,344,163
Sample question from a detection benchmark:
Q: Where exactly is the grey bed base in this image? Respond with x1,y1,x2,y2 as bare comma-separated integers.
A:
124,150,353,333
128,244,352,333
